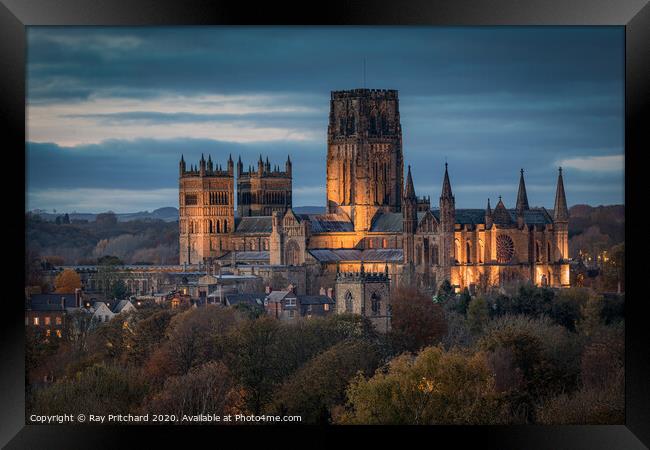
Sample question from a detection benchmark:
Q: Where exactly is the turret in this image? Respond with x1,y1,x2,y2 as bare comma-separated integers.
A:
227,154,234,176
439,162,455,232
179,154,186,176
286,154,292,176
485,198,493,229
207,154,213,173
553,167,569,222
402,165,418,264
516,168,529,228
265,156,271,173
237,156,243,177
199,154,206,177
258,154,264,175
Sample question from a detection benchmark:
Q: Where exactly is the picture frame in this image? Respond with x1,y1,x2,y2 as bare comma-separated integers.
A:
2,0,647,447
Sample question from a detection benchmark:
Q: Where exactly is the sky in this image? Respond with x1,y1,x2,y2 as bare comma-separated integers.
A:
26,26,625,213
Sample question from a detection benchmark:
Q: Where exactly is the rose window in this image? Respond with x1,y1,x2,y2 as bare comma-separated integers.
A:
496,235,515,263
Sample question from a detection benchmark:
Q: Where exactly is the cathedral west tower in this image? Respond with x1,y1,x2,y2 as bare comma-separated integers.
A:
326,89,404,231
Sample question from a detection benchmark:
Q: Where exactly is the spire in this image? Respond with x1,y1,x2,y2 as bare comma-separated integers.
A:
553,167,569,222
404,165,416,200
180,154,185,163
229,153,233,162
441,162,453,200
516,168,530,214
485,198,493,228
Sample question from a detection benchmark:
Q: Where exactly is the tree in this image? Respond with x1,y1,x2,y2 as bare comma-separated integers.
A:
577,294,604,337
97,255,124,266
110,279,129,300
338,346,507,425
144,361,243,418
29,363,148,416
54,269,81,293
436,279,454,303
389,287,447,353
467,297,489,335
225,316,284,414
95,211,118,227
269,340,380,423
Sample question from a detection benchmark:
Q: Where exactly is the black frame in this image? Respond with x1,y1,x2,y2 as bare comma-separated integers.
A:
2,0,648,447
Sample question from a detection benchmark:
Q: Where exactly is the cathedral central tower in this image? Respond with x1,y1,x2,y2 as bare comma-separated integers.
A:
326,89,404,231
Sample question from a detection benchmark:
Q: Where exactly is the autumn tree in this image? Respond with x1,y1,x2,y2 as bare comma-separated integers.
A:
390,287,447,353
339,346,506,425
54,269,81,293
144,361,243,419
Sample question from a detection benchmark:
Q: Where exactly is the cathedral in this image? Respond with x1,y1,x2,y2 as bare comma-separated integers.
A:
179,88,570,306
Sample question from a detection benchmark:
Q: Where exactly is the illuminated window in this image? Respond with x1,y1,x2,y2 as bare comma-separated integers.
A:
33,317,39,326
324,303,330,311
45,329,51,337
288,310,295,318
286,298,296,307
55,330,62,338
44,316,51,325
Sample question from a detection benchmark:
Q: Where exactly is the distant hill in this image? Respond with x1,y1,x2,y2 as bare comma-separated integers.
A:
293,206,326,214
30,207,179,223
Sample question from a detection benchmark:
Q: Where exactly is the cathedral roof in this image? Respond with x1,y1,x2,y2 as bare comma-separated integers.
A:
234,217,273,234
309,248,403,263
299,213,353,232
217,251,270,263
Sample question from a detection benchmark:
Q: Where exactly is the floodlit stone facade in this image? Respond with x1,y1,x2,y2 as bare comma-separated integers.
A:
178,88,571,317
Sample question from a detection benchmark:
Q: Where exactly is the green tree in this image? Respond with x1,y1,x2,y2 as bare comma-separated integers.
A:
269,340,380,423
29,363,148,416
339,346,506,425
436,279,454,303
467,296,489,335
577,294,604,337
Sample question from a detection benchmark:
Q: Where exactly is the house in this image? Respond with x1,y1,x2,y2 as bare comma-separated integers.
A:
224,292,266,309
112,299,137,314
86,301,115,324
265,289,299,320
25,290,83,338
297,295,335,318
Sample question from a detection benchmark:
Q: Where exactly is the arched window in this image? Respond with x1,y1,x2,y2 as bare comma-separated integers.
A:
368,238,374,249
371,292,381,315
223,220,228,233
536,242,541,262
339,117,346,135
216,220,221,234
454,239,461,264
547,242,552,262
380,111,388,133
383,238,388,248
285,240,301,266
370,110,378,134
345,291,353,313
548,270,552,286
478,240,484,264
466,241,472,263
209,220,213,234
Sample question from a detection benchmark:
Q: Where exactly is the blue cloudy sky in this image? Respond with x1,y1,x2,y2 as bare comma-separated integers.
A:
26,26,624,213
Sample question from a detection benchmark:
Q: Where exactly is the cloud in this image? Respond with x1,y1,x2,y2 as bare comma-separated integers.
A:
557,155,624,172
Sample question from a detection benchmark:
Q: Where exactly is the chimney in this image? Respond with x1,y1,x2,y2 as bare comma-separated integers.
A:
319,287,326,296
